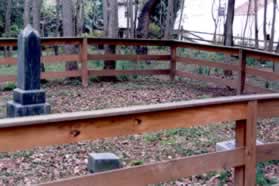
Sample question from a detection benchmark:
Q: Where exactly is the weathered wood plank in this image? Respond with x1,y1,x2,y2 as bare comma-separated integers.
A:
0,75,16,82
174,41,240,55
80,38,89,87
244,101,257,186
176,56,239,71
256,143,279,162
41,71,81,79
87,38,173,46
0,57,17,65
237,49,246,95
246,67,279,81
234,120,246,186
42,55,80,64
0,102,247,152
170,46,177,80
245,49,279,63
41,38,82,46
89,70,170,76
245,83,276,94
40,148,245,186
176,70,236,88
88,54,171,61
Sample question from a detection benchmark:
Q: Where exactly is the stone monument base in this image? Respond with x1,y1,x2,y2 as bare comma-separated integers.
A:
7,101,50,117
7,88,50,117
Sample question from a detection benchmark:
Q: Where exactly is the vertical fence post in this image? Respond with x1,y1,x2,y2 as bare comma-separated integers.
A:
81,37,89,87
244,101,257,186
234,120,246,186
237,49,246,95
234,101,257,186
170,45,177,81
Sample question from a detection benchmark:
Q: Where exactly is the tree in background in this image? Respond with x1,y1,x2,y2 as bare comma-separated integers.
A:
32,0,42,32
103,0,118,77
269,0,276,51
254,0,259,49
164,0,174,39
223,0,235,76
242,0,251,46
263,0,267,50
4,0,12,56
224,0,235,47
24,0,30,26
62,0,78,71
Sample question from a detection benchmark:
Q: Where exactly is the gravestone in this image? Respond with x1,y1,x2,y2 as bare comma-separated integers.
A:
87,153,122,173
7,25,50,117
216,139,263,152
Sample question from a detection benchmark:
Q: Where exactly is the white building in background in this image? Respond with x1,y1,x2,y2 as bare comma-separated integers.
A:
174,0,279,47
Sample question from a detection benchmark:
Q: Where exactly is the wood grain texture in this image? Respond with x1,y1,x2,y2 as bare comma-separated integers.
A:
88,54,171,61
89,69,170,76
176,56,239,71
0,102,247,152
256,143,279,162
245,83,276,93
237,49,246,95
42,55,80,64
41,71,81,79
246,67,279,81
0,57,17,65
80,38,89,87
176,70,236,88
40,148,245,186
0,75,16,82
244,101,257,186
234,120,246,186
170,46,177,80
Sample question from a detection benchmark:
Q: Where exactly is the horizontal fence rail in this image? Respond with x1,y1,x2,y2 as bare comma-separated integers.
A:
0,94,278,185
0,37,279,93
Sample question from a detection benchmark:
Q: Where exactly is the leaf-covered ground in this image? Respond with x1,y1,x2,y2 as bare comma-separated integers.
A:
0,77,278,185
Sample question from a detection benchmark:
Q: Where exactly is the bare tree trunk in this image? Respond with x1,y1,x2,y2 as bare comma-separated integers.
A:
178,0,185,40
32,0,42,33
224,0,235,47
254,0,259,49
77,0,84,36
55,0,61,55
127,0,134,38
242,0,252,46
263,0,268,50
24,0,31,26
103,0,118,80
212,0,218,43
134,0,139,37
4,0,12,36
224,0,235,76
164,0,174,39
56,0,61,37
62,0,78,71
4,0,12,57
136,0,159,39
269,0,277,51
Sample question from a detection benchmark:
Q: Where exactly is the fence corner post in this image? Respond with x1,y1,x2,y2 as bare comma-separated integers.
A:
170,45,177,81
237,49,246,95
81,36,89,87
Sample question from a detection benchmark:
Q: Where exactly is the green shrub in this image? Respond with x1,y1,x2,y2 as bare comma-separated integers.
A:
2,82,16,91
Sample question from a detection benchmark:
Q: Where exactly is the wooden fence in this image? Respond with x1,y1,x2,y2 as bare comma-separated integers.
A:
0,94,278,185
0,37,279,94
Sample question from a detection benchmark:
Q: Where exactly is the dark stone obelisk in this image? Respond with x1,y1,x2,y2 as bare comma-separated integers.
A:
7,25,50,117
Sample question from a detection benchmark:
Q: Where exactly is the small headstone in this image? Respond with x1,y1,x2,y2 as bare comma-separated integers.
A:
216,139,263,152
7,25,50,117
88,153,122,173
